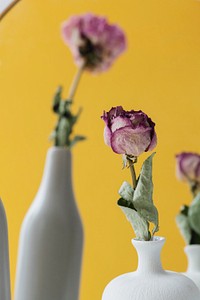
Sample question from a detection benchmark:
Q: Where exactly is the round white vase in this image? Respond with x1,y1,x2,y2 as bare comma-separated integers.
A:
102,237,200,300
14,147,84,300
184,245,200,290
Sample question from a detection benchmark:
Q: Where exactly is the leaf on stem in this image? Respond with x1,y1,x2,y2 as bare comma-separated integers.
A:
56,118,71,146
71,107,83,126
51,86,86,147
117,198,135,210
69,135,86,148
190,229,200,245
188,193,200,235
133,153,159,235
118,181,134,201
118,153,159,240
53,86,62,113
134,153,155,203
133,199,159,234
120,206,151,241
176,210,192,245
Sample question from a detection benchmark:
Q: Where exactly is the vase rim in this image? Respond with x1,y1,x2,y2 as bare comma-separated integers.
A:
49,146,70,153
132,236,165,244
185,244,200,250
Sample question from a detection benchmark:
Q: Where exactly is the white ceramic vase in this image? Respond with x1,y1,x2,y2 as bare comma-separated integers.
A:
14,147,84,300
102,237,200,300
184,245,200,290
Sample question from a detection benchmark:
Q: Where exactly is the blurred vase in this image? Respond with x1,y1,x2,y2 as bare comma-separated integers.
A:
0,200,11,300
102,237,200,300
14,147,84,300
184,245,200,290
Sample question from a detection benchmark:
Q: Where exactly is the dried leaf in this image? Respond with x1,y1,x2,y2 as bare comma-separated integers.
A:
118,181,134,201
176,212,192,244
188,193,200,235
120,206,150,240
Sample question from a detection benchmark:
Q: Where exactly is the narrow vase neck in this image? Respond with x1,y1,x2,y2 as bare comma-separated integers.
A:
185,245,200,272
132,237,165,274
38,147,73,197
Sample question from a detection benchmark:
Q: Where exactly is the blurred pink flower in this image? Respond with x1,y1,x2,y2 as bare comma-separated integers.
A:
61,13,126,73
176,152,200,183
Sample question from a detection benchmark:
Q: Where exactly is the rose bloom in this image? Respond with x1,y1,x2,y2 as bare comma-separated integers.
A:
176,152,200,183
101,106,157,157
61,13,126,73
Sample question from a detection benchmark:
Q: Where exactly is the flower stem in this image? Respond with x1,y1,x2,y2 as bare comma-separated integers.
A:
68,64,85,101
127,157,137,189
0,0,21,21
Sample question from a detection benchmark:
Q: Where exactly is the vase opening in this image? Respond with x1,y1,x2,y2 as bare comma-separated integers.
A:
131,236,165,274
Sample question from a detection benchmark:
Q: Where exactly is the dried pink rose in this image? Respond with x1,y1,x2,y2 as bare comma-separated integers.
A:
101,106,157,157
61,13,126,73
176,152,200,183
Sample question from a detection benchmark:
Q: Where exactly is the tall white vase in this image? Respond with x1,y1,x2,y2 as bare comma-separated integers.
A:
184,245,200,290
102,237,200,300
14,147,84,300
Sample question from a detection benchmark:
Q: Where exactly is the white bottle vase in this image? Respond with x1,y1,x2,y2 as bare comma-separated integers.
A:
102,237,200,300
184,245,200,290
14,147,84,300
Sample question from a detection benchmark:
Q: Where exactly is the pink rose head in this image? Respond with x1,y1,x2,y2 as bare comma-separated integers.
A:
176,152,200,183
101,106,157,157
61,13,126,73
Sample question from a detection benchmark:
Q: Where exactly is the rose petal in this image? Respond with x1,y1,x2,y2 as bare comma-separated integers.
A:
176,154,184,181
111,116,132,133
101,106,124,126
146,131,157,151
103,126,112,146
196,162,200,182
111,126,151,156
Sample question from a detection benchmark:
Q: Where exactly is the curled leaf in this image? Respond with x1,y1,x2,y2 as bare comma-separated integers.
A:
118,181,134,202
134,153,155,203
133,199,159,235
117,198,136,210
120,206,150,241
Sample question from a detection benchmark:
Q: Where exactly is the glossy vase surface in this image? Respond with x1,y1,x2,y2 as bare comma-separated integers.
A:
14,147,84,300
184,245,200,290
102,237,200,300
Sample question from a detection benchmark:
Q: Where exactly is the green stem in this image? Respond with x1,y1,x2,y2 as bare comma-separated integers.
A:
129,159,137,189
68,64,85,101
0,0,21,21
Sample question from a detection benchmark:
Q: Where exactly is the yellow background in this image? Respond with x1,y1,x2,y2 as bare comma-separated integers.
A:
1,0,200,299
